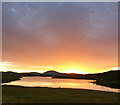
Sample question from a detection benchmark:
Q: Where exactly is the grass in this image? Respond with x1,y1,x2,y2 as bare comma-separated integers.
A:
2,71,120,103
2,85,120,103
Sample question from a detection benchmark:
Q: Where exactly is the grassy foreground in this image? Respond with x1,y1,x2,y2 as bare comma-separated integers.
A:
2,85,119,103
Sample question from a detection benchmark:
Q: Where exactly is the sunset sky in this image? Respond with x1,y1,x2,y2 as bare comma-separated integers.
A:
1,2,118,74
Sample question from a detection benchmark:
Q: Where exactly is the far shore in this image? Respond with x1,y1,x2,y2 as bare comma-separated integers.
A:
2,70,120,89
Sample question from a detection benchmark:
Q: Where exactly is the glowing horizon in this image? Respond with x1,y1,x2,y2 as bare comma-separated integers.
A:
2,2,118,74
0,61,119,74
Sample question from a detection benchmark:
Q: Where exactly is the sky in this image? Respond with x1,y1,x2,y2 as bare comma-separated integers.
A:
1,2,118,74
2,0,119,2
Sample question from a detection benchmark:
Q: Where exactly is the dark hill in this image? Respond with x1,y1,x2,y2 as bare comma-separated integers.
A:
20,72,41,76
52,70,120,89
42,70,62,76
2,70,120,88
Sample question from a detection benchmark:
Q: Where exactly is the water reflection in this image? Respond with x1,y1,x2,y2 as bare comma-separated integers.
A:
3,77,120,93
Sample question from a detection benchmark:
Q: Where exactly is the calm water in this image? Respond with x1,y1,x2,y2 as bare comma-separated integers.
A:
3,77,120,93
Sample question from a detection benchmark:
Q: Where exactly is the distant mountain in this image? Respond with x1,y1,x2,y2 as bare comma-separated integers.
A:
2,70,120,88
2,71,19,75
2,71,42,76
42,70,62,76
20,72,41,76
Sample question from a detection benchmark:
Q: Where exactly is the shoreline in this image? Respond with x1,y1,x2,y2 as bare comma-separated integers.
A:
2,75,120,90
2,85,119,103
2,84,120,93
2,76,120,94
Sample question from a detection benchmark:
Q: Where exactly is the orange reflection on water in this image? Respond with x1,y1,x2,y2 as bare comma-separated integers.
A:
3,77,120,93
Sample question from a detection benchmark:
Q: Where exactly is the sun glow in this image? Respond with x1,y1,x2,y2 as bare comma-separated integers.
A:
59,65,88,74
0,61,117,74
64,69,87,74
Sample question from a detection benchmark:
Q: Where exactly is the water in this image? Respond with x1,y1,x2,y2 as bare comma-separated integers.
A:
2,77,120,93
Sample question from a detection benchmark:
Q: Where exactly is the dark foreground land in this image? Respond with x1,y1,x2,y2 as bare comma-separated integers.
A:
2,71,120,103
2,85,120,103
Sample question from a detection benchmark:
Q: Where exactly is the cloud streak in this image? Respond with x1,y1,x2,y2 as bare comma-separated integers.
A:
29,66,53,69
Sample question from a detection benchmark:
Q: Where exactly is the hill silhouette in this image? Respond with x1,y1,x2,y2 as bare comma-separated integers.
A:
52,70,120,89
2,70,120,88
42,70,62,76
